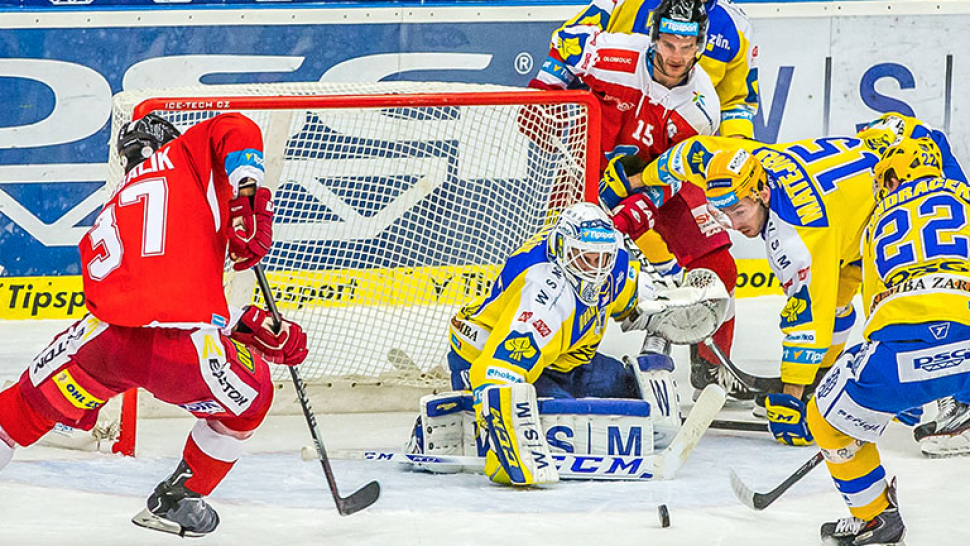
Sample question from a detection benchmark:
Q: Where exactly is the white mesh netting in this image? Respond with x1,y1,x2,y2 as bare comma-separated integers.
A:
108,82,595,390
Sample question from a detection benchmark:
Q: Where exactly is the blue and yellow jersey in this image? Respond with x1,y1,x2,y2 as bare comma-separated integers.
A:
643,135,879,383
533,0,759,138
449,227,639,403
862,176,970,341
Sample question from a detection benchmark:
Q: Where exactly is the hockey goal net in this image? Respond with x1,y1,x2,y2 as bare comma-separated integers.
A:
101,82,600,455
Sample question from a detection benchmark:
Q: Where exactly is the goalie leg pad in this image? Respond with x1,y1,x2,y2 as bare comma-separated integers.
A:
406,391,479,473
540,398,654,456
481,384,559,486
629,353,682,449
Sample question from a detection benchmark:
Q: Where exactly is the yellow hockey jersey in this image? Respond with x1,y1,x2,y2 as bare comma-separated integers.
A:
449,228,639,402
862,176,970,340
643,135,879,383
533,0,759,138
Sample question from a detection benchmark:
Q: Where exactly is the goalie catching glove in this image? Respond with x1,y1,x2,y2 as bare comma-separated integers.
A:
622,268,730,345
232,305,309,366
228,186,273,270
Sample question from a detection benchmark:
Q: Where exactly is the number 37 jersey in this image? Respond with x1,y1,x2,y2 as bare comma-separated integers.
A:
80,113,265,329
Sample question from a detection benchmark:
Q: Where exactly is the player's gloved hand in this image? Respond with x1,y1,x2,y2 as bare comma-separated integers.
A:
611,193,657,240
228,187,273,271
766,393,814,446
232,305,308,366
600,155,647,210
894,406,923,426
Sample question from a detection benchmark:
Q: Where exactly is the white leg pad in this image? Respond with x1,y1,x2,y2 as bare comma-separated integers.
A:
539,398,655,456
407,391,478,473
629,354,682,449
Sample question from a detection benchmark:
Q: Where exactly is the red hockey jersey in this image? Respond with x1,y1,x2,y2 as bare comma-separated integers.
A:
551,27,720,167
80,113,265,328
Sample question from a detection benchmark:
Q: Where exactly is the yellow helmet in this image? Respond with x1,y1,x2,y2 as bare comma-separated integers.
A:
856,112,912,155
705,148,766,209
871,137,943,200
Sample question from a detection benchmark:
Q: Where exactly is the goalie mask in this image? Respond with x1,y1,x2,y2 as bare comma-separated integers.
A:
117,113,181,173
548,203,622,306
872,137,943,201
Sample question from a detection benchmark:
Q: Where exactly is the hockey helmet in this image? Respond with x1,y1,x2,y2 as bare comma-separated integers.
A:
548,202,622,305
649,0,708,55
704,148,767,209
872,137,943,200
117,113,181,173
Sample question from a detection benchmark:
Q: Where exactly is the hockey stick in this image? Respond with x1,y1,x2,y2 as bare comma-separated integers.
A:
254,265,381,516
303,383,727,481
709,419,768,433
703,337,783,395
729,451,824,511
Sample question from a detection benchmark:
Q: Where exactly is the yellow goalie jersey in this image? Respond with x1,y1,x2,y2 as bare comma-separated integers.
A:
862,176,970,340
449,228,639,402
644,135,880,384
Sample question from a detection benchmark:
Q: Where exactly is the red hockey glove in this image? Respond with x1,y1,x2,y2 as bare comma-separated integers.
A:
232,305,309,366
228,187,273,271
610,193,657,240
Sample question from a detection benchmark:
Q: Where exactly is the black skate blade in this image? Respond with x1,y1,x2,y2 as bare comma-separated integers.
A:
131,508,208,538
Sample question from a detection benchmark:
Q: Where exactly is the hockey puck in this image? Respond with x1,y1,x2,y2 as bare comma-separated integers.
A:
658,504,670,528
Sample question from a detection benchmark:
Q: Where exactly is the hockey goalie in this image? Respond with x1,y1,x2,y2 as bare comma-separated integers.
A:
406,202,730,485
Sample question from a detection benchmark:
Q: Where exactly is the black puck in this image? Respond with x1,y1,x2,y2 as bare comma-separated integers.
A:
658,504,670,528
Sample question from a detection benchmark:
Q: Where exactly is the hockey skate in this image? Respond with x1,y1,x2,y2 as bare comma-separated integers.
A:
820,480,905,545
132,460,220,537
914,397,970,458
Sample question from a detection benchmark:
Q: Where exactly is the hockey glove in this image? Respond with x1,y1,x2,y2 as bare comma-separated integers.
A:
611,193,657,241
600,155,647,210
228,187,274,271
766,393,814,446
232,305,309,366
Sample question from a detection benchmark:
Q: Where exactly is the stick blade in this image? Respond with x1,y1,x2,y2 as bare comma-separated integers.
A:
728,468,762,511
336,480,381,516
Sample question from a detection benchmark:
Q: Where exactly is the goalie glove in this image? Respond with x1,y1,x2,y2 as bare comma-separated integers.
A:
231,305,309,366
622,268,730,345
228,187,273,271
600,155,647,210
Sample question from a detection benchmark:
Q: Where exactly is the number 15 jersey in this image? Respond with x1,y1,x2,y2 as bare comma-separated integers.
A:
80,113,265,329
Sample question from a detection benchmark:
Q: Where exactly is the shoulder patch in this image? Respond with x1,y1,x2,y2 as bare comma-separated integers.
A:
494,332,542,371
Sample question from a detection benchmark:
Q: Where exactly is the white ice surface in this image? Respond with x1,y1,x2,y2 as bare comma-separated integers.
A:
1,298,968,545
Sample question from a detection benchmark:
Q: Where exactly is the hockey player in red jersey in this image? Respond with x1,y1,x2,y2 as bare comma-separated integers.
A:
530,0,742,397
0,113,308,537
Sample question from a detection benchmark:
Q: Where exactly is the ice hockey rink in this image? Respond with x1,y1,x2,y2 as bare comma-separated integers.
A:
1,295,967,546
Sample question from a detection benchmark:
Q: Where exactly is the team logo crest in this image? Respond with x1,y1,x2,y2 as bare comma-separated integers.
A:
495,333,540,370
780,286,813,328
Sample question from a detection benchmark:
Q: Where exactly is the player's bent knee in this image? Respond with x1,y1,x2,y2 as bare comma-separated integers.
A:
806,398,844,450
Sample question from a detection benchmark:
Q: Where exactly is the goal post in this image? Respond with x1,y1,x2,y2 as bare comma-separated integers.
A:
102,82,602,455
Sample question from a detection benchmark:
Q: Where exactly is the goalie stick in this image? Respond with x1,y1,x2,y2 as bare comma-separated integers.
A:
729,451,824,510
304,383,728,481
254,265,380,516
